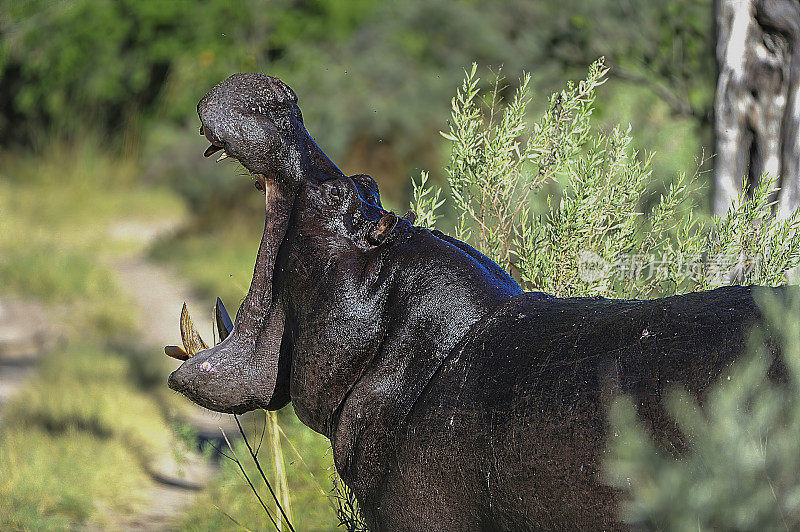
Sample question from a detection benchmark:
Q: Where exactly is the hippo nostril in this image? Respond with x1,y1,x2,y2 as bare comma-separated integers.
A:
168,370,186,392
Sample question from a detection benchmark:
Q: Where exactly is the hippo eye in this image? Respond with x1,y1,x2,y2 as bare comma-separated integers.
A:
328,185,341,201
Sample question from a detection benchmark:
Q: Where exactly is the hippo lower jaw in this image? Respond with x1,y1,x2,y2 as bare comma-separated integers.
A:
167,347,259,415
167,333,278,414
167,185,294,414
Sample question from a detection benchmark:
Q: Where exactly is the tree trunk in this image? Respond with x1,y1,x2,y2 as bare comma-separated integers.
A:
714,0,800,218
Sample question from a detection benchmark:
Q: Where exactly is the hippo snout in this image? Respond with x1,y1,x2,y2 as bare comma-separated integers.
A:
167,365,195,394
166,345,246,413
167,350,216,396
167,368,183,392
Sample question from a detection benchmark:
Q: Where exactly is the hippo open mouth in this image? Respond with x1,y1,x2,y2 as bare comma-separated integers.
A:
165,73,344,414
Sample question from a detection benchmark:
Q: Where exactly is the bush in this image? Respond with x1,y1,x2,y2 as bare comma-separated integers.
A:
415,58,800,298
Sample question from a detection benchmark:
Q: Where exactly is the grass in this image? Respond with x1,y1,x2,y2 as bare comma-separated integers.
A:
0,242,118,303
5,343,173,461
0,140,183,268
0,426,149,529
0,140,191,528
0,344,169,529
179,408,338,531
0,139,184,331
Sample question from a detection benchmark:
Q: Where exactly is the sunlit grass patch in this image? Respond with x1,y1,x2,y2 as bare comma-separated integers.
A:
0,425,150,530
0,140,183,310
0,241,117,302
0,236,136,335
178,409,338,531
0,342,177,528
0,138,185,255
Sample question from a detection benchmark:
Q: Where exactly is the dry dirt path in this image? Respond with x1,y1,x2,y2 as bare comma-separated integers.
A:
107,221,239,530
0,298,58,421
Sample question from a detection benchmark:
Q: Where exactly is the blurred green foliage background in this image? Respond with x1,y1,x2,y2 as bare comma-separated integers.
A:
1,0,714,212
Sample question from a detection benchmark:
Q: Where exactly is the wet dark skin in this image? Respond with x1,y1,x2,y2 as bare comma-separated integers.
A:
169,74,786,530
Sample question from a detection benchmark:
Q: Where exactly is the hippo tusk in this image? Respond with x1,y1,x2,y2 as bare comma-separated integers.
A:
215,297,234,342
216,151,229,162
204,144,223,157
164,344,190,361
180,302,208,356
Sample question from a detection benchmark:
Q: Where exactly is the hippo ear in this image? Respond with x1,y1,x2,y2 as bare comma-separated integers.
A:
367,212,398,246
351,174,383,209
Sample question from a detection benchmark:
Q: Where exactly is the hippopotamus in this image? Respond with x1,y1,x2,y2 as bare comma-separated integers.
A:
165,73,785,530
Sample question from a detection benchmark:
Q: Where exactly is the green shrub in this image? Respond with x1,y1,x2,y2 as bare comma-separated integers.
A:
0,0,380,143
415,58,800,298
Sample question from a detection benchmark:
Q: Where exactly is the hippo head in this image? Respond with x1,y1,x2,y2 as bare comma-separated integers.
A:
166,73,346,413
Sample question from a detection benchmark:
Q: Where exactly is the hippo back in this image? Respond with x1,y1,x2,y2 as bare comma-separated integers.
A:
375,286,776,530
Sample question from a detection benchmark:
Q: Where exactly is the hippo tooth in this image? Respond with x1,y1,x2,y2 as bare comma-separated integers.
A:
203,144,223,157
164,345,190,361
180,302,208,356
216,151,229,162
215,297,234,343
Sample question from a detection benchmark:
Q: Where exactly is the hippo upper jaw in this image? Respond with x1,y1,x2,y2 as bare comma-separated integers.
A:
197,73,342,183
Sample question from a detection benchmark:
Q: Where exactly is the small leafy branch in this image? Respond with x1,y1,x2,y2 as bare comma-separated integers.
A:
331,472,370,532
412,59,800,298
410,171,444,230
434,60,606,276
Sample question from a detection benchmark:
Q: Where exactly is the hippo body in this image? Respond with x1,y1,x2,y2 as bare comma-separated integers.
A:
280,199,771,530
167,73,781,531
351,285,768,530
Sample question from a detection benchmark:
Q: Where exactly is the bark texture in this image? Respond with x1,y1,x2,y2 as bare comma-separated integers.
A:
715,0,800,217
